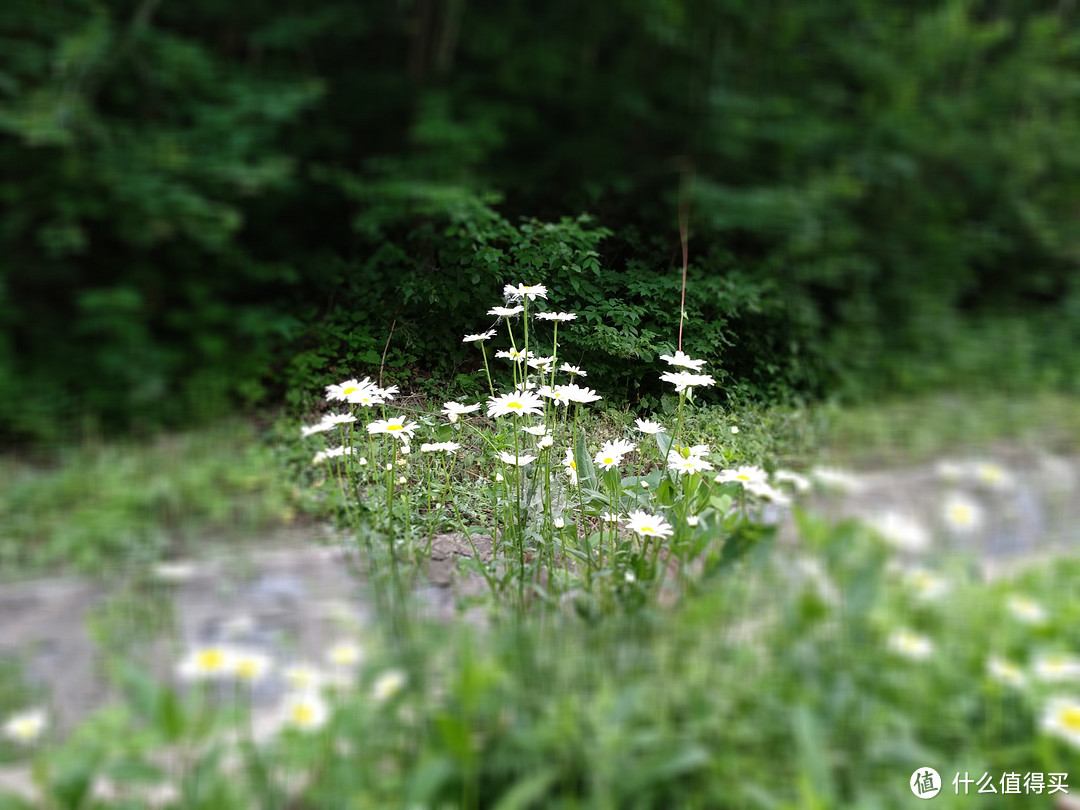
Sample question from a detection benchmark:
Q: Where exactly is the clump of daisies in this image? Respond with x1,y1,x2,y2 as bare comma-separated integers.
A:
296,282,810,609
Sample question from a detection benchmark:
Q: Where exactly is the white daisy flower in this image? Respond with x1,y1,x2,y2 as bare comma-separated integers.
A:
553,517,565,529
420,442,461,453
730,425,739,434
462,329,497,343
559,383,602,404
659,349,706,371
495,472,504,482
1032,653,1080,682
1007,595,1048,625
488,305,525,317
773,469,811,494
974,461,1014,491
624,510,674,539
527,355,555,372
442,401,482,422
904,568,950,601
537,385,570,406
536,311,576,321
325,377,376,402
686,515,700,527
503,283,548,301
323,445,354,459
1041,697,1080,750
714,465,768,487
495,347,531,363
281,691,329,732
634,418,665,434
283,663,326,693
323,413,358,427
367,418,419,440
372,669,408,702
810,466,866,494
560,363,587,376
539,433,554,448
887,629,934,660
987,656,1026,688
668,451,714,475
942,492,983,534
744,480,792,505
301,421,334,438
659,370,715,392
352,390,385,407
2,709,46,744
866,511,930,553
232,649,273,685
562,448,579,485
177,645,235,681
327,640,363,669
497,451,537,467
376,385,399,401
487,391,545,417
594,439,634,470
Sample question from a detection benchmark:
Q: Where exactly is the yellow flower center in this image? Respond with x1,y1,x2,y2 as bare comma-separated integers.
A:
13,720,38,739
950,505,972,524
507,402,522,409
342,386,358,395
736,474,749,481
387,424,403,431
291,704,315,726
196,649,227,672
603,457,614,465
1061,706,1080,732
236,660,259,680
641,526,655,534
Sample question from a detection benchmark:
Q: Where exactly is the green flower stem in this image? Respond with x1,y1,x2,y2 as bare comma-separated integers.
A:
479,341,495,398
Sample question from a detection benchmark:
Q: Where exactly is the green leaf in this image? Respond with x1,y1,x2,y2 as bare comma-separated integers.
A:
493,768,559,810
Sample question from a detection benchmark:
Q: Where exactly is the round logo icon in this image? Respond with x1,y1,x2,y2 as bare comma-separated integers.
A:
910,767,942,799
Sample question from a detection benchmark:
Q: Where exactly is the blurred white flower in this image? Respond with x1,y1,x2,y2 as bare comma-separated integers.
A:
462,329,497,343
232,649,273,685
327,640,362,669
536,311,576,321
1033,653,1080,682
686,515,699,527
810,466,866,494
283,663,326,693
177,645,235,681
987,656,1026,688
715,465,768,487
560,363,587,376
887,629,934,660
1007,595,1048,625
942,492,983,534
488,305,525,317
866,511,930,553
281,691,329,732
2,709,46,744
904,568,949,601
773,469,811,494
730,425,739,434
974,461,1014,491
326,377,376,402
553,517,565,529
1041,697,1080,750
373,669,408,702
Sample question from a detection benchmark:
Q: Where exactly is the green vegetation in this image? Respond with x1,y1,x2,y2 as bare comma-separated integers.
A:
3,0,1079,439
0,420,297,577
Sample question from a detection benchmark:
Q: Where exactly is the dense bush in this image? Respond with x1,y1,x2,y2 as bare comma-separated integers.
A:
2,0,1078,439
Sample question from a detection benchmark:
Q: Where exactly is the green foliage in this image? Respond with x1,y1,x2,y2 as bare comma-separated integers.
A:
3,0,1080,437
0,420,297,576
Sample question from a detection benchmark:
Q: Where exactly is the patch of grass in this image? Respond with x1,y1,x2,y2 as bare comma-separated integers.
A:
0,420,300,578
